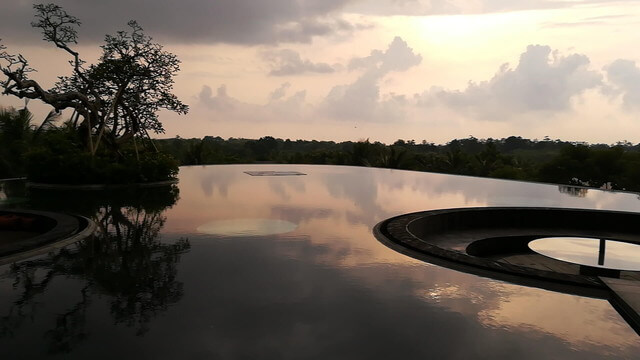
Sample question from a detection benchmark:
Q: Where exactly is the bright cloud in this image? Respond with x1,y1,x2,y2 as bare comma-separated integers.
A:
346,0,626,16
604,59,640,110
321,36,422,121
262,49,338,76
416,45,603,120
198,84,308,122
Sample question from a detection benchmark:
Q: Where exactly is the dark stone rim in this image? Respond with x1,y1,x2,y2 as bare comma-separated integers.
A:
373,207,640,297
0,209,95,260
374,206,640,336
26,179,178,190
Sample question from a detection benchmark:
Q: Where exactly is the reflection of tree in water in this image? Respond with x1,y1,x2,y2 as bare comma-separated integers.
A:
1,185,190,353
559,185,589,198
0,180,27,207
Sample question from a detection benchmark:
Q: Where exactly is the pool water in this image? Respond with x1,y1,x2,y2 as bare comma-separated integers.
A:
529,237,640,271
1,165,639,359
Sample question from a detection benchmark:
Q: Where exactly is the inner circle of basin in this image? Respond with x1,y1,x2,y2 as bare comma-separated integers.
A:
529,237,640,271
197,218,298,237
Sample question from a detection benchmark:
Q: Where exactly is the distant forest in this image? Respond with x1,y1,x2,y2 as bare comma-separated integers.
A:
157,135,640,192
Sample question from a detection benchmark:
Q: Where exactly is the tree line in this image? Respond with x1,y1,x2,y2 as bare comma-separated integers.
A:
4,107,640,191
0,106,177,184
156,135,640,192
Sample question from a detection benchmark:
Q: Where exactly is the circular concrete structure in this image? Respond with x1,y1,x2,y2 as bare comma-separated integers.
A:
374,207,640,293
26,179,178,190
0,209,96,265
374,207,640,334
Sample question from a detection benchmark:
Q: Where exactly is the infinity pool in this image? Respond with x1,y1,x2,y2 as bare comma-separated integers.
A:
1,165,639,359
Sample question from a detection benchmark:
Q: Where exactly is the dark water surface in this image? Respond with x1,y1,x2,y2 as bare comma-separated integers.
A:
1,165,639,359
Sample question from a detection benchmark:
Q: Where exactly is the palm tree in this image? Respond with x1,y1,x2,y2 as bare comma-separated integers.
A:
0,106,34,177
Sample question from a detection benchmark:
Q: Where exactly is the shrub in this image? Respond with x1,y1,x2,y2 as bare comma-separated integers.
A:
25,147,179,185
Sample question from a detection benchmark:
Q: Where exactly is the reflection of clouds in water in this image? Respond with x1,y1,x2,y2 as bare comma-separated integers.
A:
267,176,306,202
169,235,638,359
322,168,398,225
530,237,640,271
270,205,334,224
197,218,298,237
277,232,638,352
579,190,640,212
478,286,637,350
167,164,640,356
392,171,640,211
283,175,306,193
193,166,241,198
429,175,563,207
398,265,638,351
324,168,379,209
268,180,291,201
184,165,640,232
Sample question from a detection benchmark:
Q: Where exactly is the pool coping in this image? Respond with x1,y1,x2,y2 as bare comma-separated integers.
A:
373,206,640,335
26,179,178,190
0,209,96,265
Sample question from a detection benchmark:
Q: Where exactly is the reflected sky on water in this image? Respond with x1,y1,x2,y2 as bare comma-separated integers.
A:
1,165,640,359
530,237,640,271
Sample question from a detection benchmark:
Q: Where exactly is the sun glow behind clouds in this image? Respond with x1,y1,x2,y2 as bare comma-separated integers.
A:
413,12,534,43
4,1,640,143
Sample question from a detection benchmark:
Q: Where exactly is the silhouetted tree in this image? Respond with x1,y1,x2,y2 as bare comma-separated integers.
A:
0,107,35,177
0,3,188,156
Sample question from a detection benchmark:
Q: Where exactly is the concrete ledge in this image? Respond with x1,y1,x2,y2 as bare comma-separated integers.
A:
0,209,95,263
601,277,640,336
373,207,640,335
406,207,640,246
375,209,608,293
0,177,27,181
26,179,178,190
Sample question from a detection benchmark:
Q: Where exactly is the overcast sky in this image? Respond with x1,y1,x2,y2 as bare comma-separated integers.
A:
2,0,640,144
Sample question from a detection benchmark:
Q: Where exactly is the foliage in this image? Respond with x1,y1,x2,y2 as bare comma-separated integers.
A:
0,106,178,184
0,107,34,178
537,144,638,189
25,140,179,184
157,135,640,192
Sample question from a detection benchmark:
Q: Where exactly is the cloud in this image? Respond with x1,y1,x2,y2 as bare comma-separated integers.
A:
0,0,627,47
345,0,462,16
198,85,237,111
177,42,640,144
321,36,422,121
0,0,358,45
541,14,632,28
604,59,640,110
416,45,602,120
196,38,420,125
269,88,308,117
269,83,292,101
345,0,624,16
198,83,308,121
348,36,423,72
262,49,337,76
